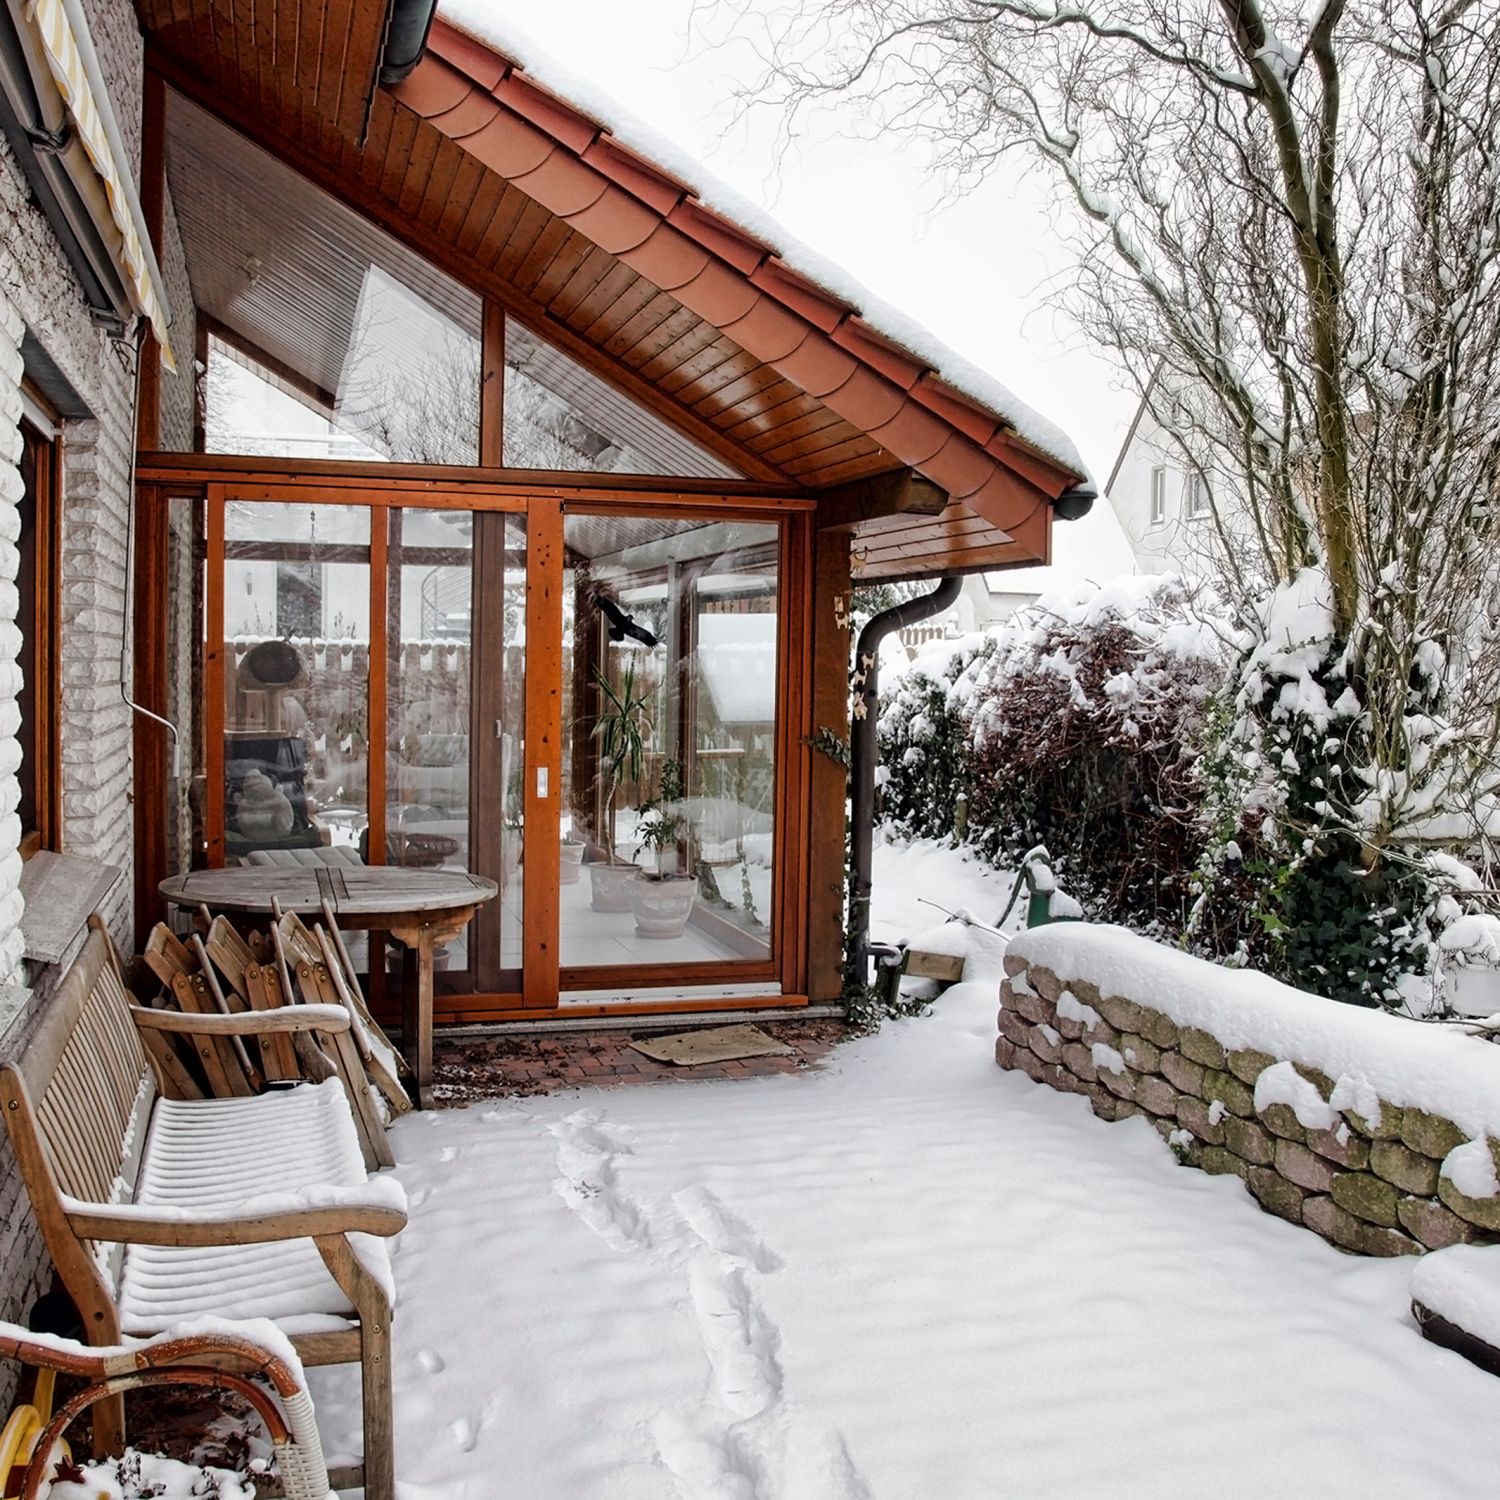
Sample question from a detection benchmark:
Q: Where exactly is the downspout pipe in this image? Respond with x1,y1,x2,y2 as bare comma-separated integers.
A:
379,0,439,85
847,574,962,990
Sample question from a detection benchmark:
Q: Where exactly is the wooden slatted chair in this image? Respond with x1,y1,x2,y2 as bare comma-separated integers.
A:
0,917,405,1500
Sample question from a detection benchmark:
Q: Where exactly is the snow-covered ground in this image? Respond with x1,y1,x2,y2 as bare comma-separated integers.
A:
307,839,1500,1498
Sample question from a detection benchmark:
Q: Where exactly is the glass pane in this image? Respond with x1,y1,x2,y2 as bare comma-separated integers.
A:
387,508,474,978
167,493,205,872
504,317,740,479
561,513,778,976
222,502,370,862
173,93,483,466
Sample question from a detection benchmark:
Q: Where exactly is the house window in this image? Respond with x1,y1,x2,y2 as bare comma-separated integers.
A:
16,387,62,856
1186,473,1211,518
1149,466,1166,525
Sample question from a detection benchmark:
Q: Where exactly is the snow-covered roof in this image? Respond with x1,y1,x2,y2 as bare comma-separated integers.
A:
434,2,1086,482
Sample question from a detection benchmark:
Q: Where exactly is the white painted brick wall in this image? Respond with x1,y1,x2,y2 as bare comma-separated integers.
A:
0,0,196,1405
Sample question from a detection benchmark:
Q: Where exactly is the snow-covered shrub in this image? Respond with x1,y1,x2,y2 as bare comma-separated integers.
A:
962,576,1234,934
877,637,993,841
1214,568,1471,1011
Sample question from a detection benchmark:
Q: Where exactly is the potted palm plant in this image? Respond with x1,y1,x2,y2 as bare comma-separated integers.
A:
587,661,652,912
628,758,698,938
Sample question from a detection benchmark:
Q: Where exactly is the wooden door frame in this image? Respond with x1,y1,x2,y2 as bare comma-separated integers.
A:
152,466,818,1021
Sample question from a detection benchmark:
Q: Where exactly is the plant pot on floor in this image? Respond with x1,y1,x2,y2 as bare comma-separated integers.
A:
628,872,698,938
588,859,638,912
560,838,585,885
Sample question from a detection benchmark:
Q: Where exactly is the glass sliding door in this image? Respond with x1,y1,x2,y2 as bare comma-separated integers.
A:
220,501,372,863
559,510,781,991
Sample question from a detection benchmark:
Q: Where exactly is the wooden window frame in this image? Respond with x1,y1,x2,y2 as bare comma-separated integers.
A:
17,381,63,858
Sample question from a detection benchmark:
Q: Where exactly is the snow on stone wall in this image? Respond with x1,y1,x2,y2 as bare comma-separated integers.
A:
1000,926,1500,1258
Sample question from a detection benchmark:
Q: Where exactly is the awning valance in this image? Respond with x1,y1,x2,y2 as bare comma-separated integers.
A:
21,0,174,367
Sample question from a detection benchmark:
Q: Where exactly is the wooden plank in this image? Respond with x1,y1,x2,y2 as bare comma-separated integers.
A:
807,528,852,1002
189,933,263,1090
779,512,814,999
522,498,563,1009
137,450,806,502
480,300,504,468
904,950,966,982
169,970,246,1098
242,958,301,1080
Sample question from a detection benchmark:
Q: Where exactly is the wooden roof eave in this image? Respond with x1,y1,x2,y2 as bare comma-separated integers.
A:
396,25,1087,513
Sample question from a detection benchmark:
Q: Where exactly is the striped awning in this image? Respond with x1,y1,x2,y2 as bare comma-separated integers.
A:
26,0,175,368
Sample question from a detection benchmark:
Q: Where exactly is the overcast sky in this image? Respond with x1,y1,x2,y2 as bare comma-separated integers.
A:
495,0,1140,486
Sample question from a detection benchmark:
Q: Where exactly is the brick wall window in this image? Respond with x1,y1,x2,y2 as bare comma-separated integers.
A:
17,386,61,856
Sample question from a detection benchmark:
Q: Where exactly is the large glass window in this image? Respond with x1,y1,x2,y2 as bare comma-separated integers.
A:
221,503,372,861
560,512,779,979
504,318,740,479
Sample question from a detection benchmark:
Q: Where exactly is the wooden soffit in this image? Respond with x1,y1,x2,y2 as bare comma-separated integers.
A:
138,4,1086,574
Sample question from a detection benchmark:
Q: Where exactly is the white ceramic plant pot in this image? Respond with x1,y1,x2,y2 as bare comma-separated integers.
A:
629,873,697,938
559,839,585,885
589,860,638,913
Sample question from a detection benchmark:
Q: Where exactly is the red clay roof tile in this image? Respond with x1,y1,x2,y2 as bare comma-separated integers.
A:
749,259,851,332
582,137,691,217
428,88,504,141
494,72,600,156
911,372,1000,447
829,318,925,391
719,295,813,364
615,223,711,291
423,25,511,92
392,57,474,120
511,150,610,219
671,258,761,328
863,399,953,467
457,107,555,179
819,364,907,433
666,198,773,275
561,184,659,255
771,330,859,398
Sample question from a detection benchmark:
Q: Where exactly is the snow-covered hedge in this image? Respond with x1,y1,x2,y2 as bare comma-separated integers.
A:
880,576,1234,931
999,923,1500,1256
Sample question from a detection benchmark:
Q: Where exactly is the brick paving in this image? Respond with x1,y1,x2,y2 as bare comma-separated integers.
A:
428,1017,850,1107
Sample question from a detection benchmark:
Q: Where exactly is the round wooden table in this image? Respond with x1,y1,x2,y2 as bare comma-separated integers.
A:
159,866,498,1105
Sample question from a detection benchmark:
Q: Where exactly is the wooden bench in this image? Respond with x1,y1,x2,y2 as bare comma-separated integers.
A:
0,917,406,1500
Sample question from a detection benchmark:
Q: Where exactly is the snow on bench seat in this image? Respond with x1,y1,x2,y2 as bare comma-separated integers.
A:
118,1079,392,1334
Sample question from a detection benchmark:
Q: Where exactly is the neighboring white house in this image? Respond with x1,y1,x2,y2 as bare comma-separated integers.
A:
1103,380,1265,582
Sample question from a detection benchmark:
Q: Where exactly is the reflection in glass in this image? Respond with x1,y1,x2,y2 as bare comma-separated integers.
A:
504,318,740,479
222,503,370,862
561,513,779,976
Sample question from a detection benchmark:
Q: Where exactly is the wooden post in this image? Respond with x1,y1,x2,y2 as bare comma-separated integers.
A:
522,499,563,1007
480,300,504,468
806,528,852,1002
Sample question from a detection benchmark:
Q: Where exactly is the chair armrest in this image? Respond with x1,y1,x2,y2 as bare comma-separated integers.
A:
62,1181,407,1246
130,1003,352,1037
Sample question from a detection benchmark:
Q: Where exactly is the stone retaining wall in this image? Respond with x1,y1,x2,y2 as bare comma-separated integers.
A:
998,937,1500,1259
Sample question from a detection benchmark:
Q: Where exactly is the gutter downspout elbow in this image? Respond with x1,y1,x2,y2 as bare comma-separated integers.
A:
847,575,962,991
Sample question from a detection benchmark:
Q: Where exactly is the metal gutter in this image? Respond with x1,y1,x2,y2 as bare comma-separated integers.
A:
846,575,963,989
379,0,438,85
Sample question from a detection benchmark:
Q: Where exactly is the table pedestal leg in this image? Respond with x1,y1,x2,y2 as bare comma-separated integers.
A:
393,924,439,1107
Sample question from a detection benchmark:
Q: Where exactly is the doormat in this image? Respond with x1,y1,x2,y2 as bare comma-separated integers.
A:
629,1024,794,1067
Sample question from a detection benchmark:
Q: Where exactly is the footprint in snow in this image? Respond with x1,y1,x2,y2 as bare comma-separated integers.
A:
449,1416,478,1453
674,1186,783,1273
416,1348,445,1374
